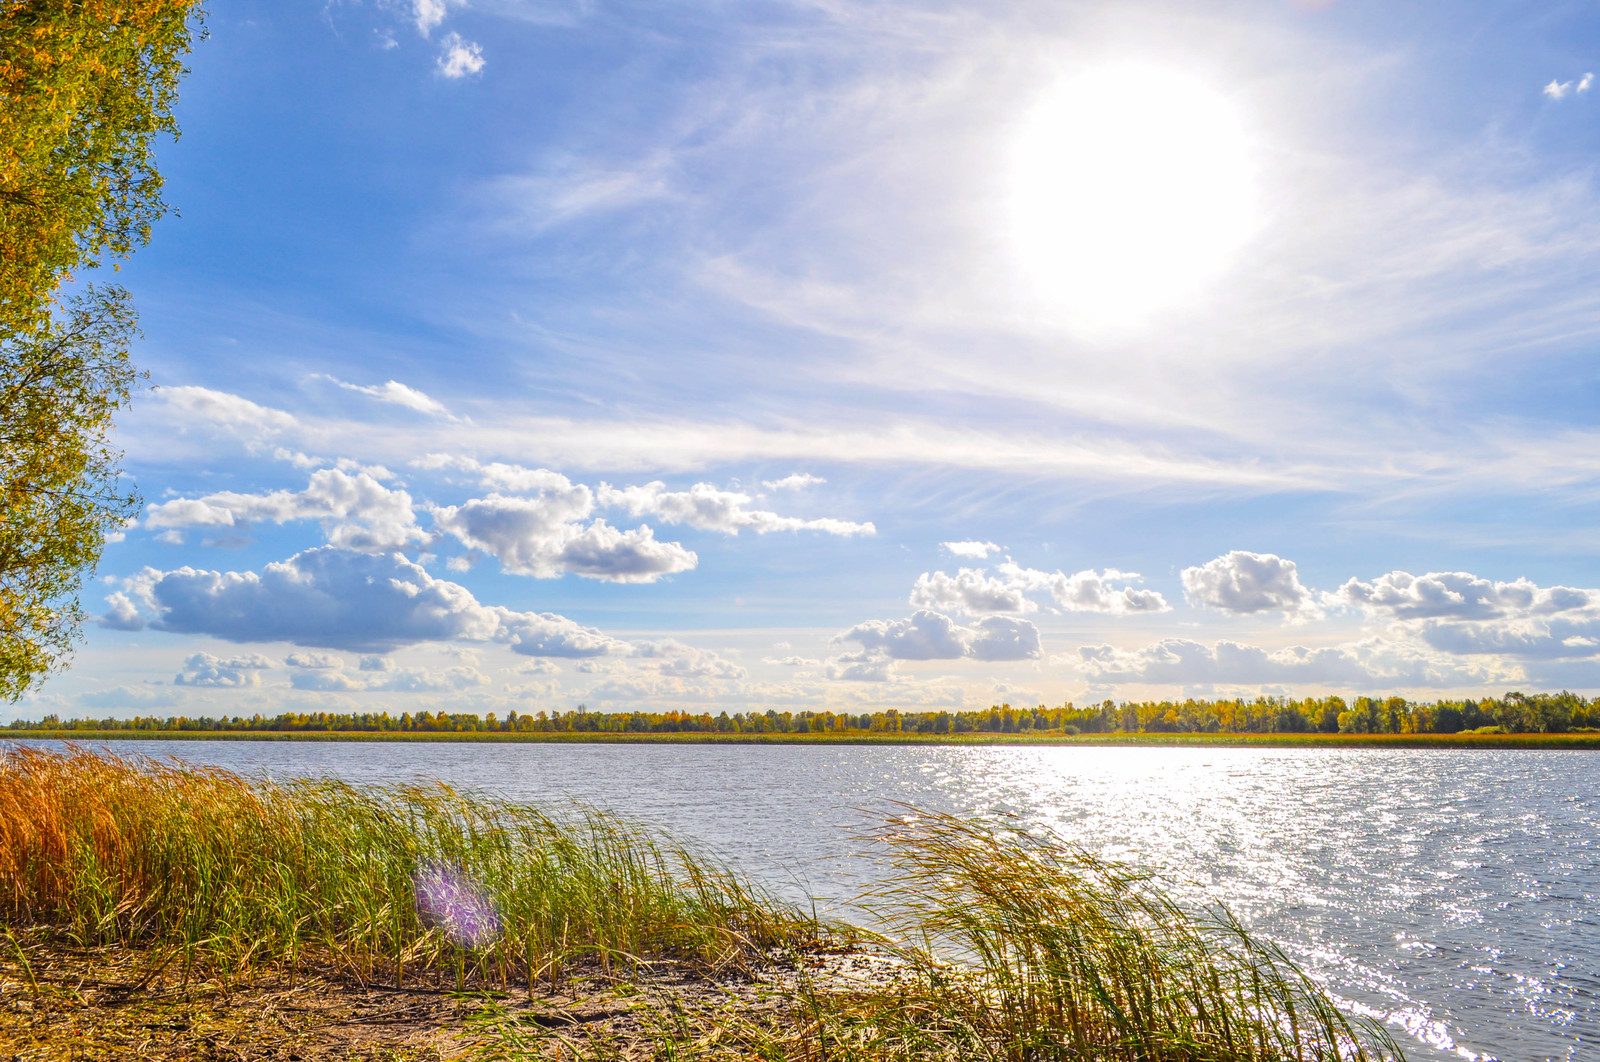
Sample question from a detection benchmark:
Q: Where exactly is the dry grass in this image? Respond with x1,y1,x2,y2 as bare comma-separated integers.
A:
0,744,821,992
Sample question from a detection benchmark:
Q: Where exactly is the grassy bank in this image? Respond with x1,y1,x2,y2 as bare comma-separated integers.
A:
7,727,1600,748
0,746,1407,1060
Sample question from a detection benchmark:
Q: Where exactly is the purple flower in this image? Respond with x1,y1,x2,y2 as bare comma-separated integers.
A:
413,861,501,947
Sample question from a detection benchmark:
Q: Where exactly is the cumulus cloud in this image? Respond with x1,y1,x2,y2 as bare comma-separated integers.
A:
431,492,697,582
941,540,1001,559
1016,565,1171,614
311,374,455,418
1338,570,1593,620
597,481,874,536
911,563,1168,615
1076,637,1495,688
97,591,146,631
111,547,623,658
826,650,895,682
418,462,866,573
1340,569,1600,662
1544,73,1594,99
494,609,627,658
145,469,428,551
967,616,1043,661
910,568,1033,614
762,473,825,490
841,609,971,660
285,651,344,669
1181,551,1319,617
291,663,489,693
836,608,1042,664
437,32,484,77
175,651,276,688
633,640,748,680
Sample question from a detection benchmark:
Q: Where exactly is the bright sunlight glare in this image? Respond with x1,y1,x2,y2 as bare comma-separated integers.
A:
1007,64,1261,332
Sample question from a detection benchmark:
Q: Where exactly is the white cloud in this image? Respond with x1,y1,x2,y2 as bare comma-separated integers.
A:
967,615,1043,662
911,563,1168,615
122,548,499,652
597,481,874,536
175,651,276,688
145,469,428,552
97,592,145,631
403,0,458,36
285,651,344,669
112,547,624,657
312,374,455,418
841,609,971,660
1544,73,1593,100
1013,564,1171,614
160,386,297,439
910,568,1033,614
1076,637,1496,689
826,650,895,682
416,454,574,493
493,609,627,658
437,32,484,78
837,608,1042,663
763,655,822,666
291,664,489,693
762,473,826,490
1340,569,1600,663
1338,570,1593,620
941,540,1000,559
633,640,748,680
1181,551,1319,617
431,492,697,582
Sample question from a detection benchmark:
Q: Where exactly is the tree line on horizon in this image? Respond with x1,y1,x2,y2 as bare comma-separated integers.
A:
9,690,1598,736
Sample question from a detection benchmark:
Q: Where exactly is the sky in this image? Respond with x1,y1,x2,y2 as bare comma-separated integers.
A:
18,0,1600,720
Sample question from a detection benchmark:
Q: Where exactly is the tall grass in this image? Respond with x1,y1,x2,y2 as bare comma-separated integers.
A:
817,811,1405,1061
0,744,812,986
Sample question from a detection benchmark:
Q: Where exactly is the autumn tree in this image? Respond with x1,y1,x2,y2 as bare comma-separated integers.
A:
1,1,202,696
1,0,202,335
0,285,140,697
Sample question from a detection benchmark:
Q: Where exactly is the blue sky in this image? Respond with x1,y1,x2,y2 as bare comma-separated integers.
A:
21,0,1600,719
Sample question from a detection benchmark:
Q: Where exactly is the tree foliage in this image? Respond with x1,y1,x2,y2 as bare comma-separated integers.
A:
8,690,1599,735
1,0,203,336
0,285,140,699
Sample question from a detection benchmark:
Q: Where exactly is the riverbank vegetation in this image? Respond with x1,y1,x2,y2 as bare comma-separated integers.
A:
8,689,1599,742
0,745,1405,1060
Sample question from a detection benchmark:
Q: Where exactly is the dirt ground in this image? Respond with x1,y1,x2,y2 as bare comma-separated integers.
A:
0,936,894,1061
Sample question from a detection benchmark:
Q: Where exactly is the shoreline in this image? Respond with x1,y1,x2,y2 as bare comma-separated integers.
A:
6,728,1599,748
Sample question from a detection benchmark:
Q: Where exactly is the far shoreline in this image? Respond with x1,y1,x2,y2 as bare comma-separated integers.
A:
6,729,1599,748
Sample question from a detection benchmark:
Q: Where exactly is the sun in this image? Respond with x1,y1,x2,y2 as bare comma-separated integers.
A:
1006,63,1261,332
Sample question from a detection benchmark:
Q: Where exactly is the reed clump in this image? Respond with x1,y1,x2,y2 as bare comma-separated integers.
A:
0,744,814,988
796,810,1405,1061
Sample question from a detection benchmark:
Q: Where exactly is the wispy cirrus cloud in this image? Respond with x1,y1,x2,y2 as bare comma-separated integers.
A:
310,374,457,418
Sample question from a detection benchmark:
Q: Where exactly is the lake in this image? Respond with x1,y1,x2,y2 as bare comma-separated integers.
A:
28,741,1597,1062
